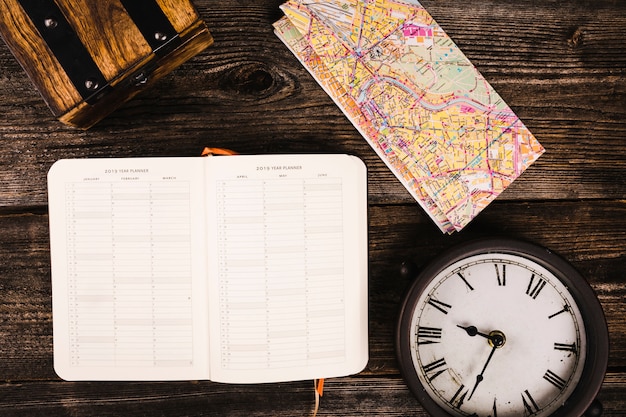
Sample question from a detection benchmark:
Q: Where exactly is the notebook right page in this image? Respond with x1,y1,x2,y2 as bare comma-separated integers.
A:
204,154,368,384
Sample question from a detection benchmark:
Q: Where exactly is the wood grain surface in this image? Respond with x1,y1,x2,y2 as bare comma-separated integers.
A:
0,0,624,415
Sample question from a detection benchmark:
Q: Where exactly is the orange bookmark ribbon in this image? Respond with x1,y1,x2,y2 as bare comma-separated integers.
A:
312,379,324,416
201,147,238,156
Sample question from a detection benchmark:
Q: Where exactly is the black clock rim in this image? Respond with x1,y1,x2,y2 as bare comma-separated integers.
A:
395,237,609,417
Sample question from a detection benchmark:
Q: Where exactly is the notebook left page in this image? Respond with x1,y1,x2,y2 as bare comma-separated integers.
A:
48,158,210,381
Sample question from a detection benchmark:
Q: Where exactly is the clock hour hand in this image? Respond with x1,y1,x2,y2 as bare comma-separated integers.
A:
457,325,493,341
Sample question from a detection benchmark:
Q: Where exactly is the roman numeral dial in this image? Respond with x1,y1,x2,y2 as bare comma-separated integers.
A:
495,264,506,286
543,370,567,390
416,326,442,345
423,358,447,381
526,274,547,299
427,297,452,315
403,248,589,417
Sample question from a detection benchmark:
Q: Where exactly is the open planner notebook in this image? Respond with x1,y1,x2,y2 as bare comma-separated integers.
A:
48,154,369,383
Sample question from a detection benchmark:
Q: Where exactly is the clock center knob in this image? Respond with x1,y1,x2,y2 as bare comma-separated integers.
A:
488,330,506,348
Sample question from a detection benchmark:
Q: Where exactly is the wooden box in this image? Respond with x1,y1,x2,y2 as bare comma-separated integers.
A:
0,0,213,129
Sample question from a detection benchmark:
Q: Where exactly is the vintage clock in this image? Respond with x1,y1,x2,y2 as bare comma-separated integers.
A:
396,238,608,417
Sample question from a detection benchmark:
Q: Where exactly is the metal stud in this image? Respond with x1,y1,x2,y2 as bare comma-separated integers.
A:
133,72,148,86
154,32,168,42
44,18,58,29
84,78,100,91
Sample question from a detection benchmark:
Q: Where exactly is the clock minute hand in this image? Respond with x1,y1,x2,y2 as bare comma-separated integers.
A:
468,344,498,401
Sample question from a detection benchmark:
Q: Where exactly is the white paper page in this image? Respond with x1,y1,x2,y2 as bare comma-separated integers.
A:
48,157,210,381
205,154,368,383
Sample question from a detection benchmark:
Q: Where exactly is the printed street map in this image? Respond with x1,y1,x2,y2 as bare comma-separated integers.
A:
275,0,545,233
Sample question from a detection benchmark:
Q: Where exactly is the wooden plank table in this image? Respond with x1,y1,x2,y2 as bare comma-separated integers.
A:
0,0,624,415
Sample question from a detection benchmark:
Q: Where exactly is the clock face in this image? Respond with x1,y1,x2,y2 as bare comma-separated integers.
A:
396,239,608,417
